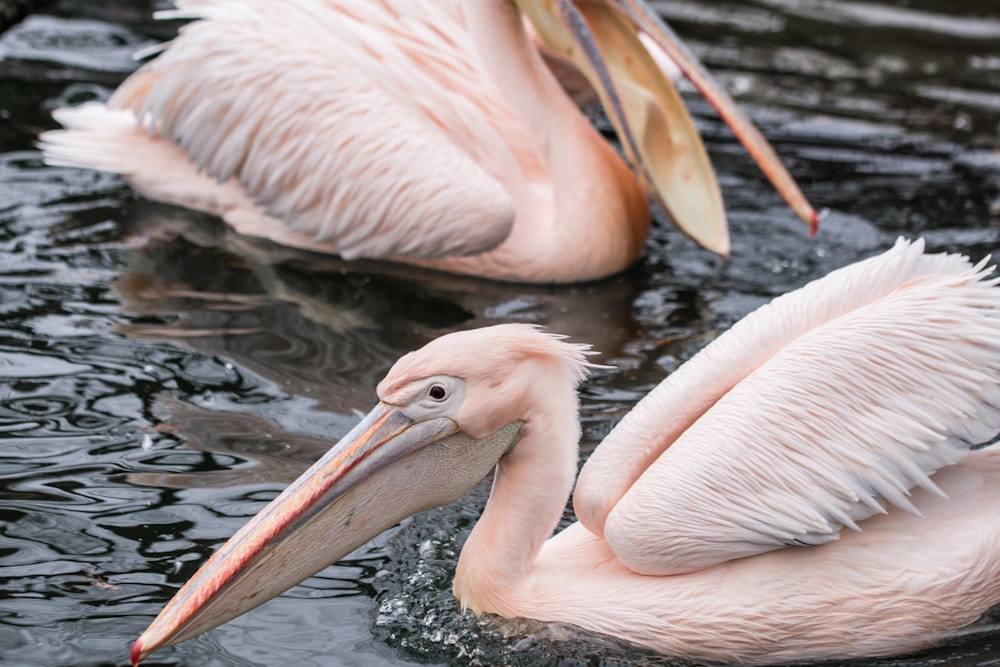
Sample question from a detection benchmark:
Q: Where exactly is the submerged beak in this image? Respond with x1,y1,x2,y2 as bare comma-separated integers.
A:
519,0,818,256
131,403,521,665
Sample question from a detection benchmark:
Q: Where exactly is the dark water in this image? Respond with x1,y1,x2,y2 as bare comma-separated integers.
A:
1,1,999,666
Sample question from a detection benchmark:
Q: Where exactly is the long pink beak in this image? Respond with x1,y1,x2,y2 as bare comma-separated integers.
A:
521,0,817,256
130,403,459,664
130,399,522,665
618,0,819,233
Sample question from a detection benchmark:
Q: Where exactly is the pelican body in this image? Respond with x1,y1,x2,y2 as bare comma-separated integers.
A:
41,0,816,283
132,238,1000,664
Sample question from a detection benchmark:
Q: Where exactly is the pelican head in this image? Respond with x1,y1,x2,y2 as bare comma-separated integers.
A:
131,325,592,665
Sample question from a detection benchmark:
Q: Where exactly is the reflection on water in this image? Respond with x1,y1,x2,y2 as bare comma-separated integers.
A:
1,0,999,666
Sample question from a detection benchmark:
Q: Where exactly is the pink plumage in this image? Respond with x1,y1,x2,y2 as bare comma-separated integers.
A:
41,0,817,283
132,239,1000,664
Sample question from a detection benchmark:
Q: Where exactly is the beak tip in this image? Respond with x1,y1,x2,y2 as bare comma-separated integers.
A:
808,209,820,237
130,639,145,666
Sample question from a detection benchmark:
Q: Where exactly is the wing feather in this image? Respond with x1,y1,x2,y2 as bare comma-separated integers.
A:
107,0,536,260
578,238,1000,575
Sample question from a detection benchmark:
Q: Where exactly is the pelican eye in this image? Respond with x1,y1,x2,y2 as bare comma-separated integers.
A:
428,384,447,401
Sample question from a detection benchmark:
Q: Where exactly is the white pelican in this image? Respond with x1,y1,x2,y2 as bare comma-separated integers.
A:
131,238,1000,665
41,0,816,284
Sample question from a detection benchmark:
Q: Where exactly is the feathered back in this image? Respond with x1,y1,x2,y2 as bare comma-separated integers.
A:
575,238,1000,575
104,0,538,260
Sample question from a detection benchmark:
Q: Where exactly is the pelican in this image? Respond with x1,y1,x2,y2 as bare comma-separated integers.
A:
41,0,816,284
131,238,1000,665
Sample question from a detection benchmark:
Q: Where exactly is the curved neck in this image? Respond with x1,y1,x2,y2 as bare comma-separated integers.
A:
453,371,580,614
422,0,648,283
464,0,590,184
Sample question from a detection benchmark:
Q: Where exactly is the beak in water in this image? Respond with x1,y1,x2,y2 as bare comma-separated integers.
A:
519,0,818,256
131,403,521,665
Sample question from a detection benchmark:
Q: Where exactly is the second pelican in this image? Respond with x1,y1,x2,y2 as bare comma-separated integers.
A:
41,0,816,283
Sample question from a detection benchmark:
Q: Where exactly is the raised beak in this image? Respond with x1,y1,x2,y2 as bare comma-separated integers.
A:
519,0,818,256
131,403,522,665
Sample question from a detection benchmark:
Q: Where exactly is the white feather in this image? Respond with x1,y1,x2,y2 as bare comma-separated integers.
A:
576,239,1000,574
43,0,533,260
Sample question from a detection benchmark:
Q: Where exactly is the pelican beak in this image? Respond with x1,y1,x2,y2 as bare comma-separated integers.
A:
131,403,521,665
519,0,818,257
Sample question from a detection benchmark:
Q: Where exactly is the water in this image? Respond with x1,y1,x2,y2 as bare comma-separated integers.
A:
1,1,999,665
